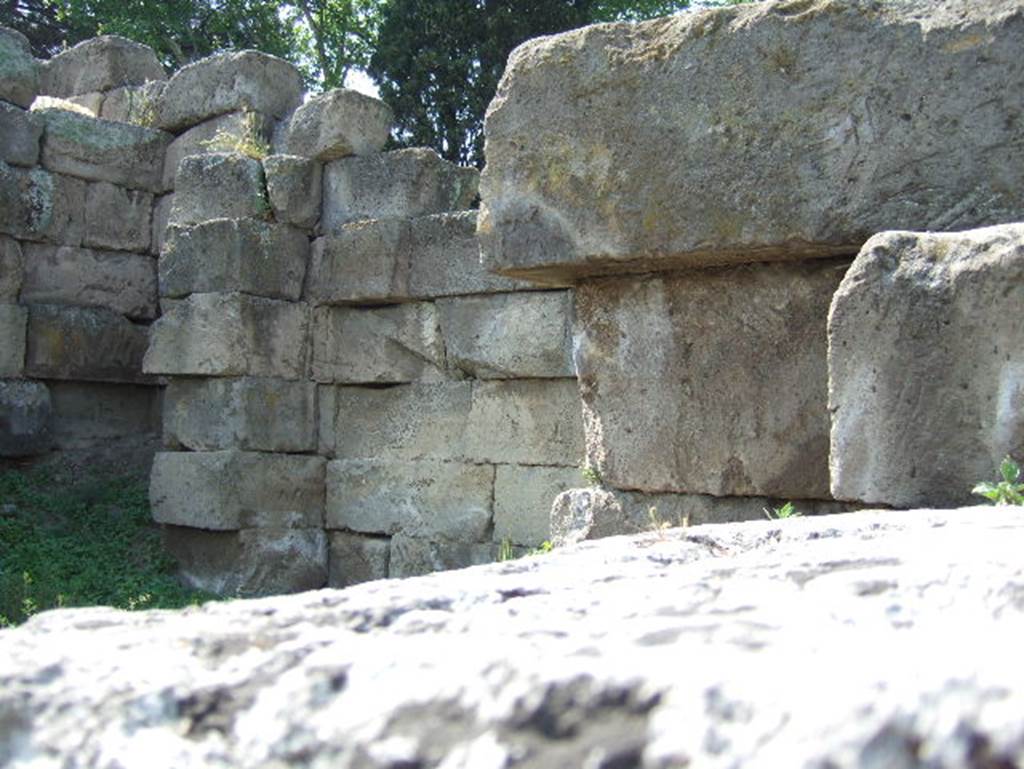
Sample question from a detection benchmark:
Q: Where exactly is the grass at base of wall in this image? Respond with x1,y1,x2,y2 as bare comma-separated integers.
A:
0,468,218,627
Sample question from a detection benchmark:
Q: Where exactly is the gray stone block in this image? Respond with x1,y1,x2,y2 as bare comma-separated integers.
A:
84,181,153,252
150,193,172,256
0,101,42,166
150,450,326,530
0,302,27,377
63,92,103,116
162,111,273,191
0,27,39,108
98,80,165,125
282,88,391,161
39,36,165,97
0,235,24,300
163,377,316,453
0,379,51,457
48,381,160,450
327,532,390,588
0,162,85,245
494,465,580,547
264,154,321,229
169,152,268,225
388,533,495,579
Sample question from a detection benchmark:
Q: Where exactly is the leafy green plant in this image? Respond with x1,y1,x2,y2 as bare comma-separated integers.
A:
529,541,554,556
972,456,1024,505
763,501,801,520
201,111,271,160
580,463,603,487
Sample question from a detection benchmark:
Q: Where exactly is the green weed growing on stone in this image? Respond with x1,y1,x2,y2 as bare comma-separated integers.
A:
580,462,603,486
125,87,157,128
529,541,554,556
497,537,516,562
202,111,270,160
763,501,801,520
972,456,1024,505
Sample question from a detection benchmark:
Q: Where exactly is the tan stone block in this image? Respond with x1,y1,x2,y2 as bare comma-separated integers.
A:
169,153,268,226
40,36,165,97
282,88,391,161
162,111,273,191
264,154,321,230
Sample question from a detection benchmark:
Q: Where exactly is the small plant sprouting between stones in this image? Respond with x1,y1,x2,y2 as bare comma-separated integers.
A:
201,111,271,160
497,538,516,562
647,506,689,538
972,456,1024,505
580,463,603,486
763,501,801,520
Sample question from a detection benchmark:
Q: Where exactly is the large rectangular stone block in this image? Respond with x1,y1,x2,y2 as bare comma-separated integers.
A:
282,88,391,161
161,111,274,191
479,1,1024,282
168,153,268,226
163,377,316,453
48,381,160,450
0,236,24,301
0,101,42,167
575,260,848,498
311,303,445,384
159,219,308,300
0,380,51,457
327,532,390,589
25,304,152,383
326,459,494,541
388,532,495,579
0,27,39,108
21,243,158,320
264,154,321,230
40,36,165,97
829,224,1024,508
438,291,573,379
0,303,28,377
150,450,325,530
493,464,581,547
144,293,309,379
0,163,85,245
83,181,152,252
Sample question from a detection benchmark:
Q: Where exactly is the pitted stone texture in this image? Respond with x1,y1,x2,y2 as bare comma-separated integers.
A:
264,154,321,229
0,236,24,300
98,80,165,124
160,219,308,300
156,51,303,132
327,532,390,588
326,459,493,540
169,152,268,225
830,224,1024,508
48,381,160,450
311,303,445,384
575,260,847,498
0,101,42,166
494,464,580,547
25,304,151,383
439,291,573,379
163,377,316,453
144,293,309,379
162,111,273,191
0,379,50,457
150,450,325,530
150,194,173,255
36,108,171,192
389,532,496,578
3,508,1024,767
84,181,153,252
0,303,27,376
282,88,391,161
322,148,478,231
0,27,39,108
21,243,158,320
164,526,327,597
39,36,165,97
480,1,1024,283
0,163,85,245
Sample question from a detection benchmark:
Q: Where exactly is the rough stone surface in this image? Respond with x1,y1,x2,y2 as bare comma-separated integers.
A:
98,80,165,125
326,459,493,540
0,235,24,300
47,381,160,450
39,35,165,97
83,181,152,252
388,532,496,578
479,0,1024,282
263,154,321,229
3,507,1024,767
439,291,573,379
0,162,85,245
0,101,42,166
20,243,158,320
0,27,39,108
327,532,390,588
160,219,308,300
25,304,152,383
169,152,268,225
830,224,1024,507
322,148,478,231
144,293,309,379
163,377,316,453
575,260,848,498
64,92,103,115
282,88,392,161
164,526,327,597
150,450,325,530
0,379,50,457
156,51,303,132
162,111,273,191
36,108,171,192
150,193,173,255
0,302,27,377
494,464,581,547
311,303,445,383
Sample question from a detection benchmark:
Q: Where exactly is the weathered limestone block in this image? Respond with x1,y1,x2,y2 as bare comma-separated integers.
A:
83,181,152,252
389,532,495,578
156,51,303,133
0,27,38,108
327,532,390,588
282,88,391,161
326,459,494,540
163,377,316,453
0,380,51,457
98,80,165,125
494,464,581,546
264,154,321,229
25,304,151,383
160,219,308,300
21,243,158,320
162,111,273,191
322,148,477,232
0,303,27,376
36,108,171,192
0,235,24,300
829,224,1024,508
40,36,165,97
164,526,327,596
479,1,1024,283
311,303,445,383
64,92,104,115
0,101,42,166
438,291,573,379
575,260,848,498
48,382,160,450
150,193,173,255
169,153,268,225
144,293,309,379
150,450,325,530
0,162,85,245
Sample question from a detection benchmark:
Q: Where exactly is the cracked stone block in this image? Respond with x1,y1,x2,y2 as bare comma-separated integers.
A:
282,88,391,161
0,380,51,457
40,36,165,97
169,153,268,225
0,101,42,167
84,181,153,252
327,532,390,588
